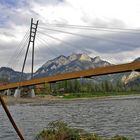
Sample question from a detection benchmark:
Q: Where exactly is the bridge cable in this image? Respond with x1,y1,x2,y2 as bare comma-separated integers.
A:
37,33,86,57
31,36,58,67
9,36,29,71
36,35,59,56
6,29,29,66
40,25,140,35
11,35,30,70
38,31,88,52
38,27,140,48
37,34,70,55
6,29,29,69
40,23,140,33
40,24,140,34
38,32,86,55
5,35,30,81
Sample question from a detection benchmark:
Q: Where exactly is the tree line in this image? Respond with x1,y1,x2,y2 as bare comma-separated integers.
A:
38,78,140,94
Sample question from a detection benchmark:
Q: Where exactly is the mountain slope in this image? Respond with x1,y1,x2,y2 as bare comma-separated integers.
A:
35,54,111,77
0,55,139,85
122,57,140,85
134,57,140,62
0,67,28,82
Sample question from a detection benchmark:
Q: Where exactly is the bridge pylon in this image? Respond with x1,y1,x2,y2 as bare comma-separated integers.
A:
14,18,39,98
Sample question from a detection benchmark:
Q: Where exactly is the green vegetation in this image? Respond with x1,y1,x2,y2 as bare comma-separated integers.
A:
35,121,133,140
63,91,140,99
35,79,140,98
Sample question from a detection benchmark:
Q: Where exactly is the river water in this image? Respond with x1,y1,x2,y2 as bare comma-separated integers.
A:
0,96,140,140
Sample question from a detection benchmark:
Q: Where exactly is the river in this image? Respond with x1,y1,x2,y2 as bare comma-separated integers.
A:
0,96,140,140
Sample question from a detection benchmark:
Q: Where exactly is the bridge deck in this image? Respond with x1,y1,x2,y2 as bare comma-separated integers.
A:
0,61,140,91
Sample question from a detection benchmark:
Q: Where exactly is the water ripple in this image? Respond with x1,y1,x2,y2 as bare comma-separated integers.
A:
0,97,140,140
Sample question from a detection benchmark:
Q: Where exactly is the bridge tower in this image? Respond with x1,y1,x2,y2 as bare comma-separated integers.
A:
14,18,39,97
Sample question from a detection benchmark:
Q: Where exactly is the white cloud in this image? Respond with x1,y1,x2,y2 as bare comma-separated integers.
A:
0,0,140,72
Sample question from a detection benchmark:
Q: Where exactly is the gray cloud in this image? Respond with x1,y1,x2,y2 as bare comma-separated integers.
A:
0,0,140,72
33,29,140,67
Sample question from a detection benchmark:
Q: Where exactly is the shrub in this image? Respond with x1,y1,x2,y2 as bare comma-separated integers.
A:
35,121,134,140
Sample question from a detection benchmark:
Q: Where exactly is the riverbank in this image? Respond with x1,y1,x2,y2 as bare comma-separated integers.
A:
1,92,140,105
0,95,61,105
63,91,140,99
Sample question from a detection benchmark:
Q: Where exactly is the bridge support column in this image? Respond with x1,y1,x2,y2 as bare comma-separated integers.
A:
3,90,7,95
7,89,11,96
28,89,35,98
14,88,21,98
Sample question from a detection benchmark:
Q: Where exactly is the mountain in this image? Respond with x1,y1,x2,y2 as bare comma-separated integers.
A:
0,54,139,86
35,53,111,78
34,53,128,84
35,54,140,85
0,67,28,82
121,57,140,85
122,71,140,85
134,57,140,62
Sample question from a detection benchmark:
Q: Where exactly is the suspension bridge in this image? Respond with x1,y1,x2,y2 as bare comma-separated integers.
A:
0,18,140,94
0,18,140,140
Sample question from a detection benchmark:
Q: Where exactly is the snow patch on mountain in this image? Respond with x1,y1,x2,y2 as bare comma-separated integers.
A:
79,54,92,62
122,71,140,84
35,53,111,77
92,56,101,63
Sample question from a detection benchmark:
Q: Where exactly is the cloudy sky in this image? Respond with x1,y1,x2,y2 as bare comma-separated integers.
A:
0,0,140,72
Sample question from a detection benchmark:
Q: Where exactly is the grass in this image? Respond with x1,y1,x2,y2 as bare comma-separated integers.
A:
63,91,140,99
35,121,134,140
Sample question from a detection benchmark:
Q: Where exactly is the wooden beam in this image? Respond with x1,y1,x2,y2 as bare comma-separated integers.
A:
0,61,140,91
0,96,25,140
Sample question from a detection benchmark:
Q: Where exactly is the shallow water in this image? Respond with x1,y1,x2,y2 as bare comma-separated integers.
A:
0,96,140,140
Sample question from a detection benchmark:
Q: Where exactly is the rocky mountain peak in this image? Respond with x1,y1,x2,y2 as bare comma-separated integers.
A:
55,55,67,60
79,54,92,62
68,53,79,61
35,53,111,78
134,57,140,62
92,56,101,63
42,55,68,68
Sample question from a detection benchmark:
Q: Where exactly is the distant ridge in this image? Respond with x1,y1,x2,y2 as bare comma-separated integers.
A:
34,53,111,77
0,67,28,82
0,54,139,85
